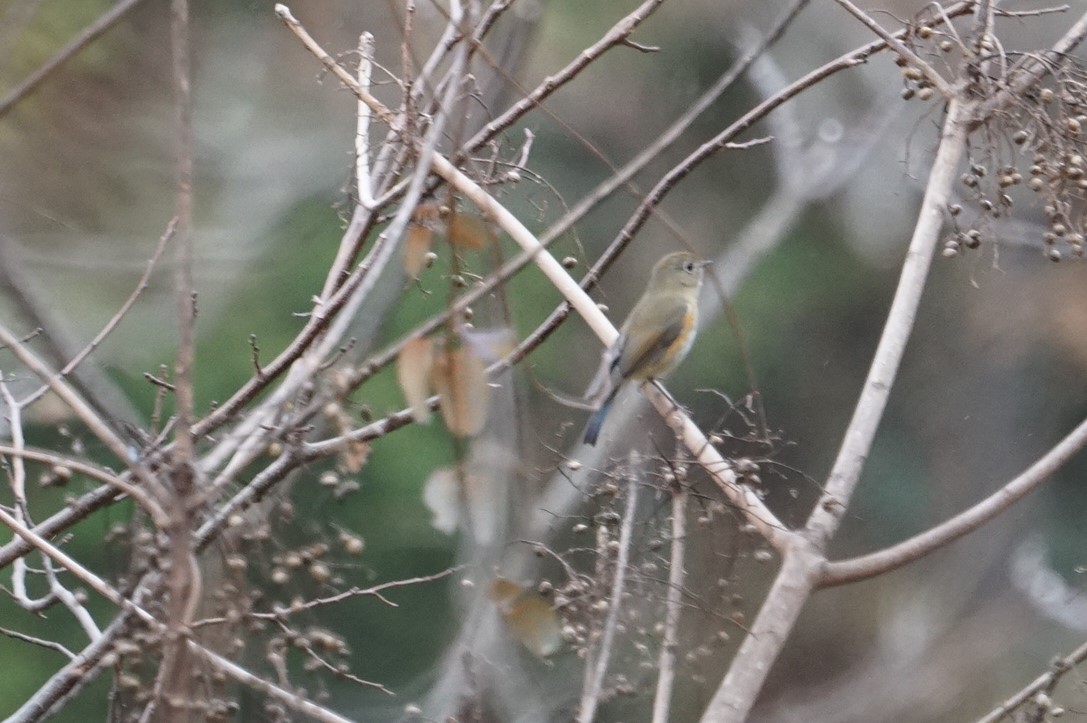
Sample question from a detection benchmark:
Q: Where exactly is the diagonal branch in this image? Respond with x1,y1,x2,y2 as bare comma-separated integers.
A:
461,0,666,152
971,9,1087,126
805,93,972,546
0,323,170,523
0,506,357,723
976,637,1087,723
820,412,1087,587
832,0,952,97
20,218,175,410
0,0,149,119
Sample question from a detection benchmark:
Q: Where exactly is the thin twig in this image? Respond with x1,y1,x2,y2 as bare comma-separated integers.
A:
20,218,176,409
651,479,688,723
0,0,148,119
976,637,1087,723
6,607,134,723
0,323,169,523
0,625,75,660
578,457,640,723
3,376,58,615
832,0,952,97
44,558,102,640
461,0,667,152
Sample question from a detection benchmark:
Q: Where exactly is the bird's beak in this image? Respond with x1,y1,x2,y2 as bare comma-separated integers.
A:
698,259,714,268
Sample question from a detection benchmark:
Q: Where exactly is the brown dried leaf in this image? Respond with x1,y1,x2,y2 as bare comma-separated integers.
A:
403,224,434,277
487,578,562,658
397,337,435,424
487,577,523,606
431,346,488,436
413,201,443,225
447,211,496,250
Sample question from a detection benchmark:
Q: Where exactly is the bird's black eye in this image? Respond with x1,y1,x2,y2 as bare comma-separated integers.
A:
683,261,695,273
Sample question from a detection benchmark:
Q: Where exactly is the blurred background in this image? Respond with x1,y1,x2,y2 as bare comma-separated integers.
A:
0,0,1085,720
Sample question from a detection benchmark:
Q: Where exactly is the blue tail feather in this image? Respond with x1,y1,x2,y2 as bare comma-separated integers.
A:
583,392,617,446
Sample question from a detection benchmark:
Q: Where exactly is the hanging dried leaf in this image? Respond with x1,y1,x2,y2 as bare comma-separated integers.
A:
397,337,435,424
488,577,563,658
413,201,443,225
431,346,488,436
487,577,523,606
448,211,496,250
403,223,434,277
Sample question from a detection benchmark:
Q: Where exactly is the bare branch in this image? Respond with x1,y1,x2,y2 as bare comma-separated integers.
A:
20,217,176,410
831,0,952,97
700,94,974,723
0,479,121,570
820,412,1087,587
805,94,972,545
0,323,170,523
0,0,149,119
0,626,75,660
651,478,689,723
155,0,200,712
578,457,640,722
462,0,667,152
7,608,134,723
977,637,1087,723
354,32,376,210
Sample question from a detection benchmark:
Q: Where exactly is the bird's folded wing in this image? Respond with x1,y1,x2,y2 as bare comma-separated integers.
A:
617,300,690,379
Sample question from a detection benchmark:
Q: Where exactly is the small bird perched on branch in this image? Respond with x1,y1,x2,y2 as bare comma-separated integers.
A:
583,251,710,446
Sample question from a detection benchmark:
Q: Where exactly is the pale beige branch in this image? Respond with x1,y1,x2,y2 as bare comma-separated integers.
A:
700,94,974,723
0,323,169,524
977,637,1087,723
821,412,1087,587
